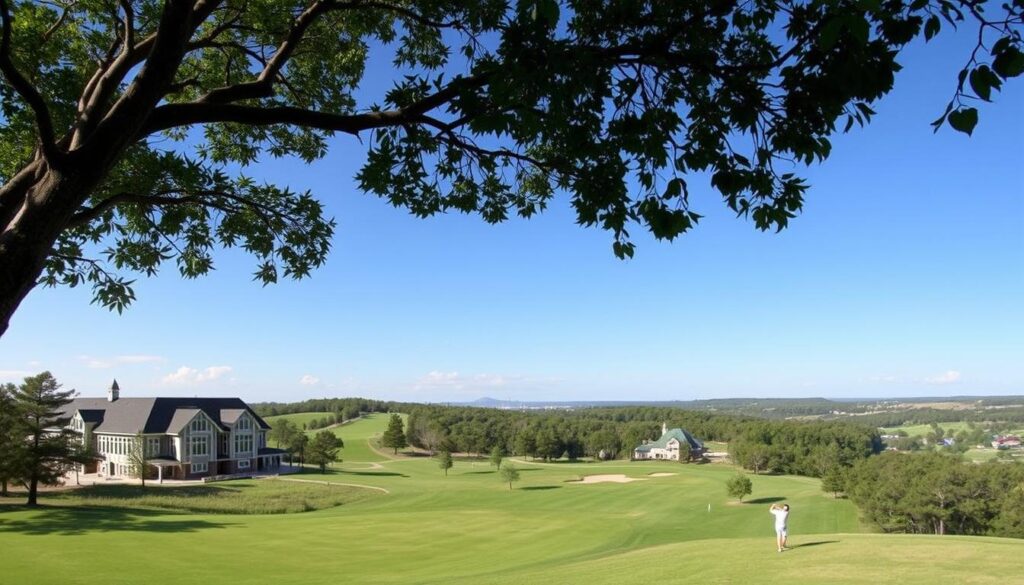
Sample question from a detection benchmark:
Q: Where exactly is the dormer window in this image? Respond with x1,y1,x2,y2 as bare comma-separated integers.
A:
190,417,210,432
237,416,251,431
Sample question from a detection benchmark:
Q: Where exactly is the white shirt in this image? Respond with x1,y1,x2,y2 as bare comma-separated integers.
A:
771,508,789,529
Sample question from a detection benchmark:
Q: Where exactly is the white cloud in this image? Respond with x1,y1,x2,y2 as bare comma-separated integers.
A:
0,369,31,381
160,365,233,386
925,370,962,385
299,374,320,386
80,354,165,369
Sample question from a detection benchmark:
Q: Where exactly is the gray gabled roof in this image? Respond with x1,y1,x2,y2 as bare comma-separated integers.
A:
60,396,270,435
634,428,704,452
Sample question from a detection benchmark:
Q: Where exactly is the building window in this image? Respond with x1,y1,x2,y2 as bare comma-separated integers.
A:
190,417,210,432
190,435,208,457
237,416,251,431
237,460,250,469
146,437,160,457
234,433,253,455
192,462,208,474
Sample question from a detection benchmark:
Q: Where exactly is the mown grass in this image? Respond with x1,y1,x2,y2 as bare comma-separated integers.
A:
1,415,1021,585
37,479,379,514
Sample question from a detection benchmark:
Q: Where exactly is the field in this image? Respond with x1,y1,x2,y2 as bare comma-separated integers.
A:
1,416,1021,585
879,422,975,437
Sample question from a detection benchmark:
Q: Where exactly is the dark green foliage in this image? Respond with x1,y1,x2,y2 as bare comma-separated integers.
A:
307,430,343,473
381,413,408,454
0,383,24,496
1,0,1021,335
499,464,520,491
438,450,453,476
821,466,846,498
13,372,78,506
268,418,299,450
845,452,1024,538
288,433,310,467
726,474,753,502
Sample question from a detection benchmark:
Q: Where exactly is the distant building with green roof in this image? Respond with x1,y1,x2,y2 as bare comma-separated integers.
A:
633,423,705,462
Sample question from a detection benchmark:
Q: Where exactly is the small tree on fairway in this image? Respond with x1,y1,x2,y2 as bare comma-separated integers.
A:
727,474,753,502
438,451,453,476
489,446,504,471
821,466,846,499
0,383,25,497
307,431,344,474
127,432,148,487
499,464,520,491
15,372,78,506
381,414,408,455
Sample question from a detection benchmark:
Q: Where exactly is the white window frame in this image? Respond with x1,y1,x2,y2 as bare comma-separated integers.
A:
146,437,161,457
192,462,208,473
190,435,209,457
237,459,250,469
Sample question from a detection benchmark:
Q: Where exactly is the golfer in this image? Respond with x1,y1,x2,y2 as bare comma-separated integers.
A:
769,503,790,552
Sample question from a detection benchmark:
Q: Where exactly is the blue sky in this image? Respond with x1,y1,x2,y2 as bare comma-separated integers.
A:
0,29,1021,403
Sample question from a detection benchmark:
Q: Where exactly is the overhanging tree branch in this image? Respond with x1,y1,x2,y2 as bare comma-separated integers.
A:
0,0,63,164
142,73,489,135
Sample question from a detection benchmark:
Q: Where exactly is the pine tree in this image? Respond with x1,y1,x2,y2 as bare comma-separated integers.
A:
381,414,408,455
15,372,78,506
0,383,25,497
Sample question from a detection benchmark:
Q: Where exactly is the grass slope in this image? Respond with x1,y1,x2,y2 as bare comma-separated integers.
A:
1,416,1020,585
265,412,393,462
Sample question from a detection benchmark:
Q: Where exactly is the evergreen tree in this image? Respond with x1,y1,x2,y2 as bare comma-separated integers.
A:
438,451,453,477
381,413,408,455
307,431,344,473
15,372,78,506
0,383,24,496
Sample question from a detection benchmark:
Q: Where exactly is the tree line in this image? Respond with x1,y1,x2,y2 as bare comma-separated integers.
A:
252,398,397,420
399,404,881,475
838,452,1024,539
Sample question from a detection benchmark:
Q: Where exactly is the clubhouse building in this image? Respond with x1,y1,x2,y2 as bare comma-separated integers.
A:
633,423,706,462
61,380,286,481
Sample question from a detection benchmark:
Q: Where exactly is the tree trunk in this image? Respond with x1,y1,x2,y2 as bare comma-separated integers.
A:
0,169,84,337
26,475,38,507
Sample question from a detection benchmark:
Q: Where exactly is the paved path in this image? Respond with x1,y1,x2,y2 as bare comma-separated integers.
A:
270,476,390,494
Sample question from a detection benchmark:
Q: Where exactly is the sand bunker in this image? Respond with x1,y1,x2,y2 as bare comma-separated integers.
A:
572,474,647,484
648,472,677,477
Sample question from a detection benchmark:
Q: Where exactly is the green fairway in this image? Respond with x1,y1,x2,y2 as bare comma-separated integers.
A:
1,415,1020,585
265,412,395,462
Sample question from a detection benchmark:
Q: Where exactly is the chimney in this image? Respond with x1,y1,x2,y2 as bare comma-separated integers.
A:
662,422,667,436
108,379,120,402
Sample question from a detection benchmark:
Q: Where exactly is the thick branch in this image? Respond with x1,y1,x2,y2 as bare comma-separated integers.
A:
0,0,62,163
142,74,488,135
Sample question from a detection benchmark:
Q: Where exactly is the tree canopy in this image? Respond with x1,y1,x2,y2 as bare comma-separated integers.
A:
0,0,1021,336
